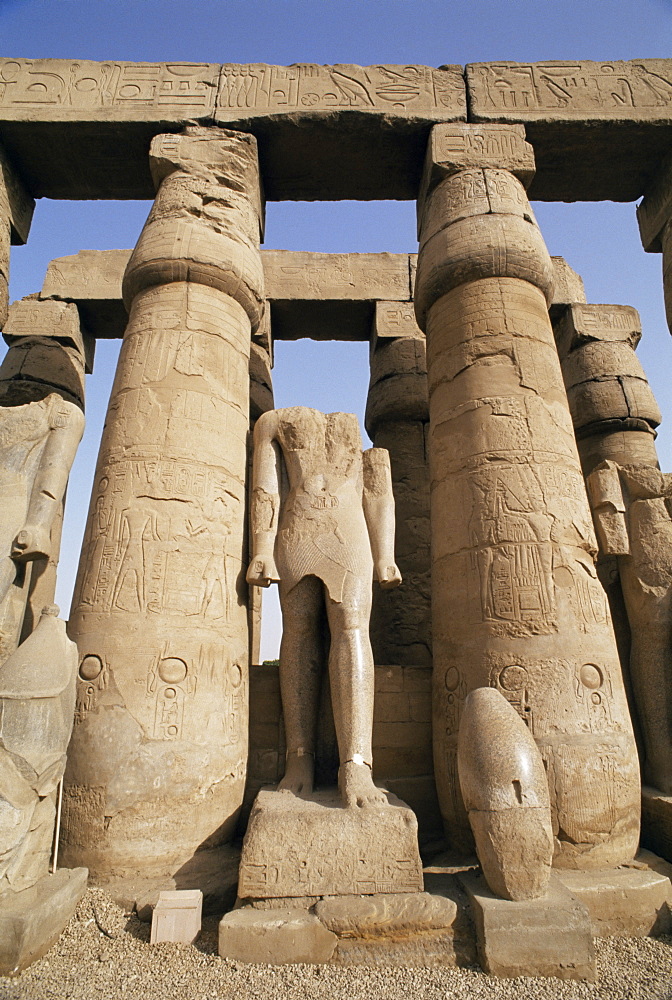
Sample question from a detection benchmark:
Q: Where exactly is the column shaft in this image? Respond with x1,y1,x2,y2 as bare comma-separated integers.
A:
64,128,264,879
415,125,640,869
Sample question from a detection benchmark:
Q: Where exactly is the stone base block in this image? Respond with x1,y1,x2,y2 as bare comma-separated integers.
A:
219,907,338,964
0,867,88,975
555,850,672,937
459,872,595,981
100,844,240,920
642,786,672,864
239,788,423,899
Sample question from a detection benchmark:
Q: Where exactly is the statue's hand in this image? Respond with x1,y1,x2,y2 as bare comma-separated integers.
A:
11,526,51,562
246,556,280,588
377,561,402,589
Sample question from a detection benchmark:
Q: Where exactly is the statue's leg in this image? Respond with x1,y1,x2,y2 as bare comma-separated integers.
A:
326,576,386,807
277,575,323,795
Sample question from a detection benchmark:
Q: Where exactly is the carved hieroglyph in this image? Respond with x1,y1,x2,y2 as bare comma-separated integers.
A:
415,124,640,869
64,127,264,878
0,606,77,894
247,406,401,807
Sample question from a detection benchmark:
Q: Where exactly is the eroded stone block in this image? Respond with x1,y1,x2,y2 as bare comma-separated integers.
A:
459,871,595,981
555,851,672,937
0,867,88,975
549,256,586,320
150,889,202,945
218,906,338,965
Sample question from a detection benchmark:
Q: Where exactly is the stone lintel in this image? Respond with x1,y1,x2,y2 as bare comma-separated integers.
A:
467,60,672,201
638,150,672,252
0,59,465,200
554,303,642,358
458,871,595,981
549,256,586,321
0,141,34,244
40,249,415,342
4,298,94,371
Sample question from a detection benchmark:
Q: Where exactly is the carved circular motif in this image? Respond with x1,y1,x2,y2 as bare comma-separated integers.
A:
79,654,103,681
164,688,177,700
167,726,178,737
579,663,603,690
444,666,460,692
499,665,527,691
75,77,97,92
591,692,602,706
158,657,187,684
229,663,243,689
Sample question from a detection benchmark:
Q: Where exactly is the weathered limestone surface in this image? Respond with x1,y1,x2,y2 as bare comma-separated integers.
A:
458,688,553,901
549,256,586,320
0,141,34,329
239,788,423,900
63,128,264,881
0,866,87,975
459,871,595,981
0,60,465,200
467,60,672,200
415,124,641,869
555,850,672,937
219,906,338,965
637,153,672,335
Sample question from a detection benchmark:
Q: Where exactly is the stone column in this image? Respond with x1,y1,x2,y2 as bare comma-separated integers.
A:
414,124,640,868
1,298,90,637
638,151,672,335
366,300,431,669
64,127,264,882
0,143,34,330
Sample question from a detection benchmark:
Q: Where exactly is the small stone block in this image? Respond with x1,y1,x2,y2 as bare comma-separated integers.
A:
218,906,338,965
239,788,423,899
642,786,672,864
554,303,642,359
555,851,672,937
372,301,422,343
0,867,88,975
459,871,595,981
150,889,202,945
549,256,586,320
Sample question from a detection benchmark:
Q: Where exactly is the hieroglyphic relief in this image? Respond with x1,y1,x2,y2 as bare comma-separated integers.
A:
468,60,672,116
239,854,422,898
217,63,465,116
0,59,218,117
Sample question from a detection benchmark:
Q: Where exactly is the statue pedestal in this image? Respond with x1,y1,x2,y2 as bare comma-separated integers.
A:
0,867,87,975
238,788,423,900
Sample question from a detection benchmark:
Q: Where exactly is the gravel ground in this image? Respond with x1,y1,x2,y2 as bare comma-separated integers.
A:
2,888,671,1000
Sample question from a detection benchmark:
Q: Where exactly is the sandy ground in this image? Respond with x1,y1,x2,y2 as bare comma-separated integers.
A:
2,888,671,1000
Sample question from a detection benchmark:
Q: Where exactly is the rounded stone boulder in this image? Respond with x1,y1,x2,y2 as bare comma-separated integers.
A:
457,687,553,901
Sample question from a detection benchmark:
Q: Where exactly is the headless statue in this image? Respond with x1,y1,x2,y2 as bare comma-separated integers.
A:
0,393,84,665
247,407,401,807
588,460,672,794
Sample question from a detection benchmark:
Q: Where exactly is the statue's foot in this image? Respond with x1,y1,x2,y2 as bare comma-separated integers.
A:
339,759,387,808
278,753,314,797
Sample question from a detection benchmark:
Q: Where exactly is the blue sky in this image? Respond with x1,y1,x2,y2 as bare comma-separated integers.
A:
2,0,672,655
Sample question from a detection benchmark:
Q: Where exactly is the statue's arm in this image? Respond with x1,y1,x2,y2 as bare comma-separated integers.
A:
362,447,402,589
586,460,630,556
246,410,282,588
11,401,85,562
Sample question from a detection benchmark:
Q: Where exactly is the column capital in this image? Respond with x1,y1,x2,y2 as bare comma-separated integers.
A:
418,123,535,218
